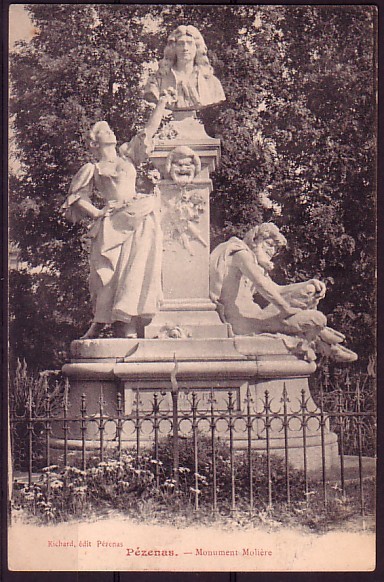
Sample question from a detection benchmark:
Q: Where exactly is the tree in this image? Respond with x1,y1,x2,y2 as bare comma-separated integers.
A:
10,4,162,366
9,5,376,369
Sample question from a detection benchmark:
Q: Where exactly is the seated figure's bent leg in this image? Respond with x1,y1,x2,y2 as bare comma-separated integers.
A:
280,309,327,341
315,338,358,363
227,308,358,362
229,309,326,338
318,326,345,344
277,310,357,363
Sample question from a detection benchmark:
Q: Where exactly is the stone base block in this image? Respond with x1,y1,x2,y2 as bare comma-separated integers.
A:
144,309,231,339
59,336,339,473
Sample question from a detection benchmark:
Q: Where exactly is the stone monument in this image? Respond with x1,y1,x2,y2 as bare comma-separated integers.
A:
61,24,357,472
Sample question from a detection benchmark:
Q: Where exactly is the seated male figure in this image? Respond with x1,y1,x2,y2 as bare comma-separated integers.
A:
210,223,357,362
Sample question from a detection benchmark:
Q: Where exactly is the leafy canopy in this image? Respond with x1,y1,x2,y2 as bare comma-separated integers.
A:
9,5,376,369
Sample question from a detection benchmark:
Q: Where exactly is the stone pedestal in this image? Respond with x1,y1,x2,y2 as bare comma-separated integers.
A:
145,115,228,339
60,335,339,471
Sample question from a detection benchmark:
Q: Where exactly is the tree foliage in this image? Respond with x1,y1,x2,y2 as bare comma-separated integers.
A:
9,5,376,369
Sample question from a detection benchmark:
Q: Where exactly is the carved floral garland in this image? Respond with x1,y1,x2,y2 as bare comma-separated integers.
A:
163,189,207,255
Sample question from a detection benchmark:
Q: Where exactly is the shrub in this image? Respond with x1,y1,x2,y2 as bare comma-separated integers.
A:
10,359,65,471
310,365,376,457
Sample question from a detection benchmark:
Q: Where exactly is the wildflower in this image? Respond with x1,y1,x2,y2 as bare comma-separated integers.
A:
66,467,86,476
194,472,206,481
104,460,122,467
122,454,134,464
50,479,64,490
334,497,346,505
37,500,52,508
178,467,190,474
73,486,87,495
42,465,59,473
150,459,163,466
22,490,36,501
189,487,201,494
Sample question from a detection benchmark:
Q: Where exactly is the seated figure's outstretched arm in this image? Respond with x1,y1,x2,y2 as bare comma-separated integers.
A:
278,279,326,310
233,250,300,319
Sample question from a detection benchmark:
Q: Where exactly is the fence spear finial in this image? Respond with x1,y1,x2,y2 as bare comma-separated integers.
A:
171,353,179,394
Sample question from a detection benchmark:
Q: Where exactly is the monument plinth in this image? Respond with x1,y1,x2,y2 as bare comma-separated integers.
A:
62,335,338,472
145,116,229,339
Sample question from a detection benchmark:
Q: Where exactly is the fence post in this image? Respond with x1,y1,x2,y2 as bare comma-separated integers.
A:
300,388,309,501
153,393,160,488
8,397,14,523
116,392,123,462
209,388,217,514
281,383,291,506
80,393,87,472
171,356,179,488
246,384,253,514
99,387,105,463
337,384,346,497
44,387,51,498
319,363,328,507
356,376,365,516
62,378,69,467
192,392,199,510
27,383,34,487
135,387,141,460
228,390,236,512
264,390,272,508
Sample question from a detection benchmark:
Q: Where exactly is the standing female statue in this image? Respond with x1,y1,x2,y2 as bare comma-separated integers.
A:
144,25,225,110
62,91,175,339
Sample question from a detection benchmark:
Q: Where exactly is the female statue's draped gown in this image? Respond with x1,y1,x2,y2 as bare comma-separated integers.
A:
62,131,163,324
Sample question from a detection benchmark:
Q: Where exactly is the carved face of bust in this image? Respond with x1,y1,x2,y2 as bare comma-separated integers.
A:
253,237,277,272
170,155,196,186
175,34,197,65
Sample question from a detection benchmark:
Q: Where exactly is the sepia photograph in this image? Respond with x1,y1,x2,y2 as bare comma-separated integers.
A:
7,3,377,573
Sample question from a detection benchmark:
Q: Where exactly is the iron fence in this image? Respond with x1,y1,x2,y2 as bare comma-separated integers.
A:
10,369,376,516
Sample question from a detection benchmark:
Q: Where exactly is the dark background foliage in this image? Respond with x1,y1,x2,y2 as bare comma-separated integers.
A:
9,5,376,370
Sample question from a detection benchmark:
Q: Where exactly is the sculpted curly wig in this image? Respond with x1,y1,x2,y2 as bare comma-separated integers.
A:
158,25,213,79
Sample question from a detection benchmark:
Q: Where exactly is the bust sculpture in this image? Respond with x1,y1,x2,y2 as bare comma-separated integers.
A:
210,223,358,363
144,25,226,111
